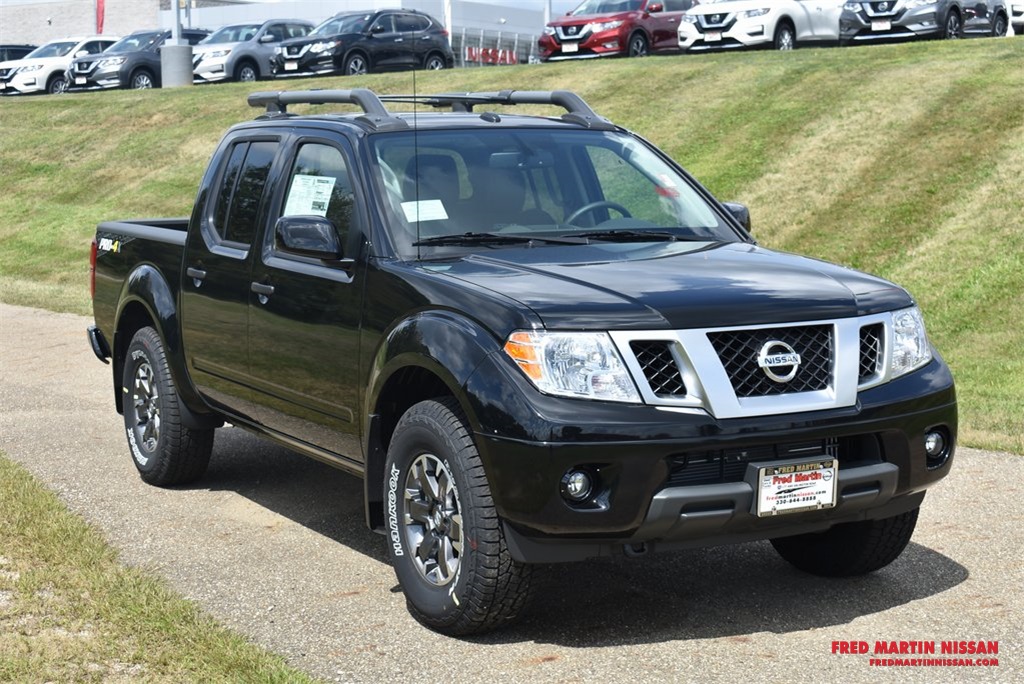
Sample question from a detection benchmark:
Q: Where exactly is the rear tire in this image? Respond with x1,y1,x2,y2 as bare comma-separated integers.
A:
384,398,534,635
771,507,920,576
122,327,213,486
992,12,1008,36
424,53,446,70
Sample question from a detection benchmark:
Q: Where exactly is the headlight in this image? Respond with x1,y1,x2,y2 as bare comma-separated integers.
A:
589,20,624,32
544,26,556,35
98,56,126,68
207,49,230,59
740,8,771,17
504,331,641,403
309,41,339,54
890,307,932,378
20,64,44,72
843,1,863,11
682,14,699,23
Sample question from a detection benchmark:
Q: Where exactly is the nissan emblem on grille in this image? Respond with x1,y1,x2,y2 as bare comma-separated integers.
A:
757,341,802,383
879,2,889,9
711,14,722,23
568,26,578,34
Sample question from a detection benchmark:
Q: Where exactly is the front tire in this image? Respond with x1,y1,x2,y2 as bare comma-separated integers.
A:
122,327,213,486
384,398,534,635
130,69,155,89
771,507,920,576
627,32,649,57
774,22,796,50
992,12,1008,36
234,61,258,82
344,52,369,76
47,74,68,94
944,10,962,38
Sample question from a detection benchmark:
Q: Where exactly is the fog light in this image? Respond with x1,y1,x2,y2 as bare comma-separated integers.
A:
561,469,593,502
924,431,945,458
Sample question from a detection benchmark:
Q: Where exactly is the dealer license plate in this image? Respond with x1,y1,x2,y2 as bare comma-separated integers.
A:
705,31,723,42
756,459,837,517
871,19,891,31
562,42,579,53
75,77,86,85
284,61,298,71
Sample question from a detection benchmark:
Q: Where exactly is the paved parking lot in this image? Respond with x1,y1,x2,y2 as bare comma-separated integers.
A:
1,302,1019,682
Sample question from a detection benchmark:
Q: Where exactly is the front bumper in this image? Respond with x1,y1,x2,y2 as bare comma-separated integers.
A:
538,28,629,61
1,71,47,94
193,54,230,82
678,16,775,51
1011,3,1024,30
840,5,944,43
466,353,956,563
270,50,336,76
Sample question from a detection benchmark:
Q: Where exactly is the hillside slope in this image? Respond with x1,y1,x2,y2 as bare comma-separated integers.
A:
1,38,1021,451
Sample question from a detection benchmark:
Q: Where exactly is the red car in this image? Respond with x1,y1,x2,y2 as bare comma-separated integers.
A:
539,0,695,61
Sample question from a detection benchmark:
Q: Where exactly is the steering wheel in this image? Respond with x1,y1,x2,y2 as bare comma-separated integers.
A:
565,201,632,225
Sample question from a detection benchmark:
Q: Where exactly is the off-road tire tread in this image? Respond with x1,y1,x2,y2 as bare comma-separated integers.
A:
770,507,919,577
395,398,535,635
126,327,213,487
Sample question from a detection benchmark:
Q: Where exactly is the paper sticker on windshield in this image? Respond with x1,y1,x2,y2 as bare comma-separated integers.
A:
401,199,449,222
656,173,680,198
284,175,336,217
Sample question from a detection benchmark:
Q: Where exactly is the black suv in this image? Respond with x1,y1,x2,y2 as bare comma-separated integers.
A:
0,44,37,62
270,9,453,77
66,28,209,90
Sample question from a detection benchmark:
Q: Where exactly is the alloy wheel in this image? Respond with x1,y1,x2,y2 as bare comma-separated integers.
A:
403,453,464,586
131,362,161,451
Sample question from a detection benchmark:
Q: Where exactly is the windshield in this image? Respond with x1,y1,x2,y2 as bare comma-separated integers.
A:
311,14,371,36
201,24,261,44
25,41,78,59
571,0,643,15
371,128,737,259
106,32,163,53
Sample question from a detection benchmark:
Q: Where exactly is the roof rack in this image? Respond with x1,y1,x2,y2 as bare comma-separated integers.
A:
246,89,409,131
379,90,617,131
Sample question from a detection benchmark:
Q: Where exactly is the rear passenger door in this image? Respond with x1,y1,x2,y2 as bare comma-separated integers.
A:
394,13,431,67
648,0,688,49
246,135,367,462
180,134,281,422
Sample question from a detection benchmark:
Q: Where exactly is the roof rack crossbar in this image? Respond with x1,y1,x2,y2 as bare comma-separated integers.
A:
378,90,616,130
246,89,408,130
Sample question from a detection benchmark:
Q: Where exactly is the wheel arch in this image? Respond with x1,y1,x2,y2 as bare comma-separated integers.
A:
340,47,371,73
113,265,217,428
362,311,500,531
233,56,259,80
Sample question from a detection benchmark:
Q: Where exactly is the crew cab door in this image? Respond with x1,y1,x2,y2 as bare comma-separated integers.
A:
180,134,282,421
246,136,367,461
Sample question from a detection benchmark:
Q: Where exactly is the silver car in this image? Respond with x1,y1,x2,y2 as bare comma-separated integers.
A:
840,0,1008,43
193,19,313,83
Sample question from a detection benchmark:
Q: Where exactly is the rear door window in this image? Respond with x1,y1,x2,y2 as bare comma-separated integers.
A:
211,140,279,247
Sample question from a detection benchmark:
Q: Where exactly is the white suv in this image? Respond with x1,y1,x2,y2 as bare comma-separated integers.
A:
679,0,842,51
0,36,117,95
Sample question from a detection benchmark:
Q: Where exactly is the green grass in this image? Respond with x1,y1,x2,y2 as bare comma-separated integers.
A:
0,454,320,682
0,38,1021,452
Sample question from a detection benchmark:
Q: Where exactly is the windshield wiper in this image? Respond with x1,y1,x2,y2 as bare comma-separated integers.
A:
562,229,682,242
414,232,587,247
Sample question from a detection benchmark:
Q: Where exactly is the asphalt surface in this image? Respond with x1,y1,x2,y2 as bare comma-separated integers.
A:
0,302,1019,683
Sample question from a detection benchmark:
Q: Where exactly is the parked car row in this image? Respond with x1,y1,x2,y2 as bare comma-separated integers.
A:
540,0,1014,60
0,9,453,96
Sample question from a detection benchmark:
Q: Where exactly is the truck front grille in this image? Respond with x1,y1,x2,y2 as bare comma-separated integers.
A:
666,435,882,488
630,341,687,397
707,325,833,397
859,323,884,382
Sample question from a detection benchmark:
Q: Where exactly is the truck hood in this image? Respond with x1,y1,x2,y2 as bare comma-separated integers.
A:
193,42,243,55
687,0,782,16
430,241,912,330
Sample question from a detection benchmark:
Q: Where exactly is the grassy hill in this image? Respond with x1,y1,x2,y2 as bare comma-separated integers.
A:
0,38,1021,452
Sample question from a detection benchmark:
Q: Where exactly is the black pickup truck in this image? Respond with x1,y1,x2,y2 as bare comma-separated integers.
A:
88,88,956,635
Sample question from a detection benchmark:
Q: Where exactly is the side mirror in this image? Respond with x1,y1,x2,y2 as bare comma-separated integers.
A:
371,24,387,34
75,50,89,58
276,215,342,259
259,34,275,43
722,202,751,232
648,2,665,12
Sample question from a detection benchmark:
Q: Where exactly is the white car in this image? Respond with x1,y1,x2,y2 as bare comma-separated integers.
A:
678,0,842,51
0,36,118,95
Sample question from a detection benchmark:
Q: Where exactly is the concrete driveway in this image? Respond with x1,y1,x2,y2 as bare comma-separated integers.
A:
0,302,1019,682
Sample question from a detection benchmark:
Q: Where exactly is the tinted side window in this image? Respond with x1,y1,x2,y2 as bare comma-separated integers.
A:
396,14,429,32
82,41,105,54
225,142,277,245
371,15,395,33
264,24,284,42
288,24,312,38
213,143,248,240
185,32,208,46
281,144,356,248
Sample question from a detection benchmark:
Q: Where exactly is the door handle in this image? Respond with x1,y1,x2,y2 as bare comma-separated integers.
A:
251,281,274,305
186,267,206,288
394,38,404,42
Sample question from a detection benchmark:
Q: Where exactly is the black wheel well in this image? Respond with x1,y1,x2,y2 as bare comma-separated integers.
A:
364,366,454,531
130,67,155,84
342,49,370,68
114,301,156,412
375,366,453,452
424,50,444,65
45,71,63,87
629,29,649,44
777,17,795,33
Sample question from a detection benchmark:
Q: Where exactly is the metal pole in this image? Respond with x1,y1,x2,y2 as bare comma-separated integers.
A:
173,0,182,44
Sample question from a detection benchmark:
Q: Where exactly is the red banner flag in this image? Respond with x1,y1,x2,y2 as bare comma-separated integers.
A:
96,0,105,34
